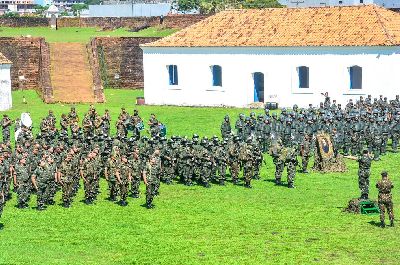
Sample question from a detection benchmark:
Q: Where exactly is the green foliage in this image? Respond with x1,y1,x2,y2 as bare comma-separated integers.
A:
71,3,89,16
173,0,281,14
84,0,103,5
1,12,20,18
0,26,177,43
0,90,399,264
33,5,49,17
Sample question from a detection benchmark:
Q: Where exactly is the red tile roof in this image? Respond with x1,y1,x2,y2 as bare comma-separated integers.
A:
143,5,400,47
0,52,11,64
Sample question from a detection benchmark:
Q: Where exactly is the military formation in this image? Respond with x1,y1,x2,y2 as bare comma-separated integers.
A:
0,93,397,228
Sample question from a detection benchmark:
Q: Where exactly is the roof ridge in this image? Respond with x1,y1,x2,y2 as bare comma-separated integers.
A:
372,5,396,45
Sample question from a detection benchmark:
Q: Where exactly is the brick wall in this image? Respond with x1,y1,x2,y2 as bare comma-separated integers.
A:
0,15,208,29
0,37,52,101
93,37,160,88
0,17,49,27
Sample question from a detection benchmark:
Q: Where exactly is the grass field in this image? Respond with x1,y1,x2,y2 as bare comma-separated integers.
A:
0,26,177,42
0,90,399,265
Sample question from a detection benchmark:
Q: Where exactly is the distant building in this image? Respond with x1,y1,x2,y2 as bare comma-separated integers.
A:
45,4,59,18
142,5,400,108
278,0,400,10
88,3,171,17
0,0,35,15
52,0,85,9
0,52,12,111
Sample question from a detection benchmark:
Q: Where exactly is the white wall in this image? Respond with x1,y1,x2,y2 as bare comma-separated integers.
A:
0,64,12,111
142,46,400,108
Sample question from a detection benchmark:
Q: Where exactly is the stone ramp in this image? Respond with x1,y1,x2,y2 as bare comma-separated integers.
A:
50,42,96,103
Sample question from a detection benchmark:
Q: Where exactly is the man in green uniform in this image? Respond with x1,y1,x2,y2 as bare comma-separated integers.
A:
376,171,394,228
32,156,56,210
143,155,161,209
1,114,12,143
220,115,232,139
105,147,120,201
58,154,75,208
358,150,372,199
13,158,31,208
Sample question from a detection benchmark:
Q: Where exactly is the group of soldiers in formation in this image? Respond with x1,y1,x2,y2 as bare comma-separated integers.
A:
0,93,396,227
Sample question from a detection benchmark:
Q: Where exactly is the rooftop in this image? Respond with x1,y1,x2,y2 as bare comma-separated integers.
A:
0,52,11,64
143,5,400,47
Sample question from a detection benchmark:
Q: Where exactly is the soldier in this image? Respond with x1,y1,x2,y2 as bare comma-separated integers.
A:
13,157,31,208
228,136,241,185
252,138,264,180
148,114,160,138
130,147,141,198
117,155,131,206
68,106,79,133
220,115,232,139
143,155,161,209
235,114,245,140
285,146,298,188
200,140,213,188
1,114,12,143
80,152,97,204
0,154,7,219
215,140,228,185
105,147,120,201
270,137,284,186
241,138,254,188
161,140,175,185
357,150,372,199
60,114,69,136
131,109,143,139
58,154,75,208
376,171,394,228
300,134,312,173
102,109,111,136
31,156,56,211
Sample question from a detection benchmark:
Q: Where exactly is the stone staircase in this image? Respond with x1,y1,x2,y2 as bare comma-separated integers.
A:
49,43,98,103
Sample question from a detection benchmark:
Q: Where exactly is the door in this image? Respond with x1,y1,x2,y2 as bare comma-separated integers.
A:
253,72,264,102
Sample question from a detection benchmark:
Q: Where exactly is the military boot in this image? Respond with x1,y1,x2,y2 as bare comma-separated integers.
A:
219,179,225,186
288,183,295,189
275,179,282,186
380,221,385,228
390,220,394,227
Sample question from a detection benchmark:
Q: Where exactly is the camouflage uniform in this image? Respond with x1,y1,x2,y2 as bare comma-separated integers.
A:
33,160,54,210
144,158,161,208
215,142,228,185
118,158,131,205
241,140,254,188
357,151,372,199
81,157,97,204
59,159,75,207
376,172,394,227
14,162,31,208
1,115,12,143
285,147,298,188
106,155,120,201
228,137,241,185
220,115,232,139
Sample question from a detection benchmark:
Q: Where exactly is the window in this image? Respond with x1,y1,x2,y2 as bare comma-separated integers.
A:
297,66,309,88
360,0,363,3
349,65,362,89
339,0,342,4
211,65,222,86
168,65,178,85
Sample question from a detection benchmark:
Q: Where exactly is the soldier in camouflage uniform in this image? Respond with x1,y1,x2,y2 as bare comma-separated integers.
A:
215,140,228,185
143,155,161,209
200,140,213,188
80,152,97,204
252,138,263,180
106,147,120,201
161,140,175,185
285,146,298,188
0,154,7,219
376,171,394,228
241,138,254,188
228,136,241,185
32,155,56,210
270,138,284,186
1,114,12,143
220,115,232,139
59,154,75,208
117,155,131,206
357,150,372,199
13,158,31,208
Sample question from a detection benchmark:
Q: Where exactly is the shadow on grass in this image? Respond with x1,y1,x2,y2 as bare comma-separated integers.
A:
368,221,383,228
265,179,288,187
0,223,4,230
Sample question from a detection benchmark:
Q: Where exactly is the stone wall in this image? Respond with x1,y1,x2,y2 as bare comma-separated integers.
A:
0,17,49,27
56,15,208,29
0,37,52,102
93,37,160,88
87,39,105,102
0,14,208,29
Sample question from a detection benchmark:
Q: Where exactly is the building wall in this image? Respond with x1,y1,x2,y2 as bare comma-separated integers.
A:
0,64,12,111
93,37,160,88
142,46,400,108
88,3,172,17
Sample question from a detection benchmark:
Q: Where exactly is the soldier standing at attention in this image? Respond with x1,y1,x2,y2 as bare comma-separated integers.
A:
31,156,56,211
376,171,394,228
1,114,12,143
143,155,161,209
348,149,372,199
58,154,75,208
105,147,120,202
220,115,232,139
13,157,31,208
117,155,131,206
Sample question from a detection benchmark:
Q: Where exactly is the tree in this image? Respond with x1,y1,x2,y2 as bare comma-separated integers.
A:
173,0,281,14
71,3,88,17
84,0,102,5
33,5,48,17
2,12,20,18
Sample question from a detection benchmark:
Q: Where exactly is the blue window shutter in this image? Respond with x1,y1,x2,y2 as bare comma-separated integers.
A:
350,67,353,89
212,65,222,86
173,65,178,85
168,65,173,85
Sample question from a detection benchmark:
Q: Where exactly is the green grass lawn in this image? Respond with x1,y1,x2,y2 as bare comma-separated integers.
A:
0,26,177,43
0,90,399,265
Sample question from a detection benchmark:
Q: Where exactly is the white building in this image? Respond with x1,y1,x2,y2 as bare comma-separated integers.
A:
0,52,12,111
141,5,400,108
278,0,400,9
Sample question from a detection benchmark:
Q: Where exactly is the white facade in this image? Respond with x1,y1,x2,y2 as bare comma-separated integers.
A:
142,46,400,108
279,0,400,8
0,63,12,111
